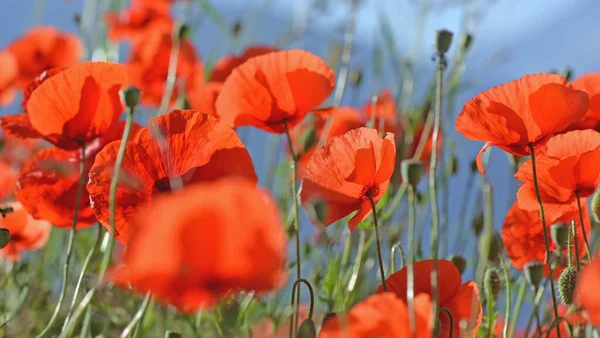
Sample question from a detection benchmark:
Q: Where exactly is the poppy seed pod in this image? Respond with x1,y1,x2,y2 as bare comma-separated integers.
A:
401,159,424,187
524,261,544,289
450,255,467,274
0,228,9,249
297,318,317,338
558,267,578,305
435,29,453,55
484,268,502,300
592,190,600,222
551,222,570,249
124,86,141,110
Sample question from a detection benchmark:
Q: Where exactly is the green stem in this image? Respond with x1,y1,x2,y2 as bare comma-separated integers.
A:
63,223,103,329
573,220,581,271
390,241,406,272
568,223,573,269
508,278,526,338
157,23,182,116
79,306,92,338
288,278,315,338
528,143,561,338
500,255,511,338
439,307,454,338
347,230,366,293
366,192,386,292
283,120,302,336
35,142,87,338
575,192,592,263
121,293,152,338
429,48,446,326
407,184,417,335
485,268,496,338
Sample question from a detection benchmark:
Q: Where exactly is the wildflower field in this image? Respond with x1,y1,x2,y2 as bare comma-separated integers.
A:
1,0,600,337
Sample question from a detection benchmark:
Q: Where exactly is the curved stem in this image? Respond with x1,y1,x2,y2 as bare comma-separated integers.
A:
366,192,386,292
499,254,511,338
509,278,526,338
63,223,103,328
283,120,302,335
528,143,561,338
390,241,406,272
407,184,417,335
288,278,315,338
429,49,446,326
439,308,454,338
35,142,87,338
121,292,152,338
572,220,581,271
575,192,592,263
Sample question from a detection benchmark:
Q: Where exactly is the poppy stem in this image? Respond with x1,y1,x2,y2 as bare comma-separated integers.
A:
121,292,152,338
288,278,315,337
575,192,593,263
283,120,302,335
572,220,581,272
567,222,573,269
390,241,406,272
157,22,182,116
429,39,448,329
508,278,527,338
439,308,454,338
499,254,511,338
366,192,386,292
527,143,561,338
407,184,417,335
34,141,87,338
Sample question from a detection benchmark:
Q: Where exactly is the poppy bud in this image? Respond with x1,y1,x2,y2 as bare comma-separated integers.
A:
471,212,484,237
461,33,473,52
562,68,573,82
178,24,191,40
484,268,502,300
401,159,424,187
322,312,336,327
470,159,478,173
446,155,458,176
0,228,9,249
558,267,577,305
165,331,182,338
435,29,453,55
524,261,544,289
231,21,242,37
350,69,363,88
592,190,600,222
551,222,569,250
297,318,317,338
124,86,141,110
450,255,467,274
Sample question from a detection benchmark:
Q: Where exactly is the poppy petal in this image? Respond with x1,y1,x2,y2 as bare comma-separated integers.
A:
440,281,482,337
0,114,42,140
476,142,493,174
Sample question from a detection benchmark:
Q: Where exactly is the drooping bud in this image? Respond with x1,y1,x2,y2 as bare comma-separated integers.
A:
123,86,141,110
297,318,317,338
435,29,454,55
558,267,578,305
401,159,425,187
551,222,570,250
471,212,484,237
165,331,182,338
450,255,467,274
484,268,502,300
0,228,9,249
524,261,544,289
591,190,600,223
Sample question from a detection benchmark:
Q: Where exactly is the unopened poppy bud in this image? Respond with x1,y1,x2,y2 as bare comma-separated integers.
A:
297,318,317,338
231,21,242,37
484,268,502,300
401,159,424,187
558,267,578,305
486,234,503,266
124,86,141,110
446,155,458,176
165,331,182,338
0,228,9,249
592,190,600,222
551,222,569,249
450,255,467,274
178,24,191,40
350,69,363,87
471,212,484,237
461,33,473,52
562,68,573,82
524,261,544,289
470,159,478,173
435,29,453,55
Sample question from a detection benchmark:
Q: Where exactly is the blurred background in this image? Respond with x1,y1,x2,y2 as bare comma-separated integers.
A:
1,0,599,332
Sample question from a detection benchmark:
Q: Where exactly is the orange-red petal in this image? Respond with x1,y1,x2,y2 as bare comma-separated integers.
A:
0,202,51,261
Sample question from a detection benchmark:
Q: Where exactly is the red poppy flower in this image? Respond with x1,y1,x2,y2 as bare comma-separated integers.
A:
216,49,335,133
575,252,600,324
515,130,600,220
16,121,141,229
105,2,173,41
110,178,286,313
127,32,204,107
376,259,482,337
502,200,590,277
0,202,51,262
0,50,18,106
210,45,278,82
292,106,364,177
300,127,395,230
456,73,589,173
568,73,600,131
185,81,222,117
88,110,257,243
6,26,82,88
319,293,432,338
362,89,401,135
20,61,129,150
